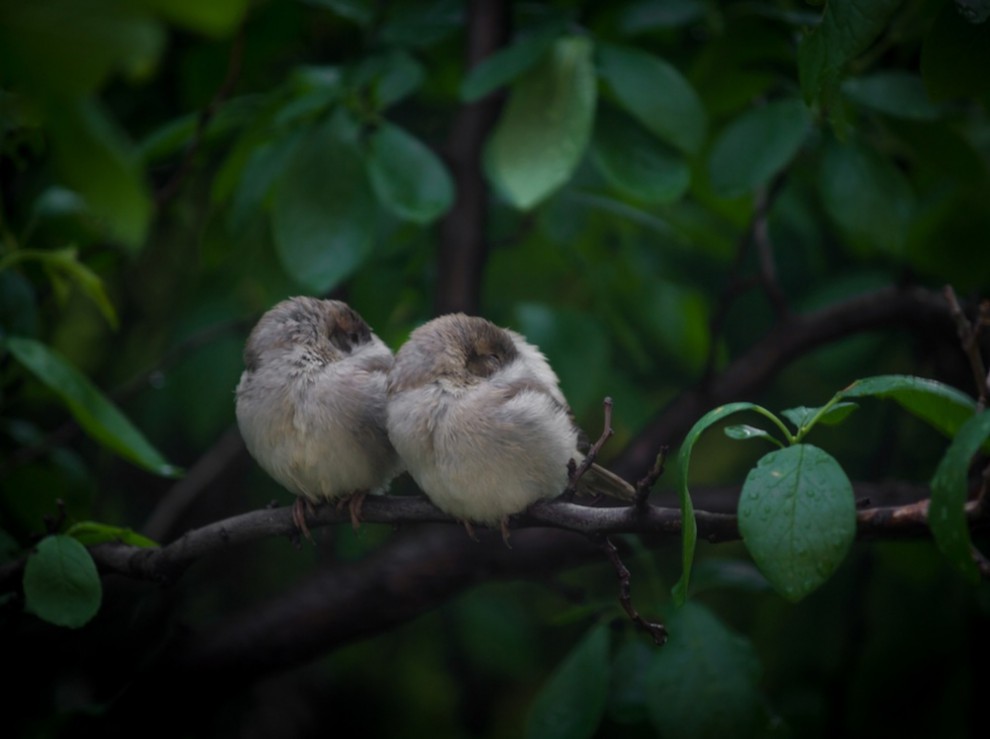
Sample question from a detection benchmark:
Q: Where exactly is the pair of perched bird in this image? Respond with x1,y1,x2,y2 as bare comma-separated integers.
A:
235,297,634,541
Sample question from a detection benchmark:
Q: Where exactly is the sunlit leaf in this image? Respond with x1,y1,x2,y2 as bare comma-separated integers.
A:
525,623,609,739
2,337,180,477
929,411,990,583
591,106,690,204
486,35,596,209
366,122,454,224
708,98,810,199
738,444,856,602
597,43,706,155
645,603,762,739
271,120,376,292
23,535,101,629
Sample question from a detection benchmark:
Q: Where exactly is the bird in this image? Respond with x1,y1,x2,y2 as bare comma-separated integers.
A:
235,297,401,537
385,313,635,542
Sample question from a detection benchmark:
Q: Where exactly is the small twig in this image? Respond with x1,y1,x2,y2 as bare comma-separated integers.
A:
567,397,615,494
593,534,667,646
634,445,668,511
944,285,989,411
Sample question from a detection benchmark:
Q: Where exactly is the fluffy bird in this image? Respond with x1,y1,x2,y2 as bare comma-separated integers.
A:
235,297,401,536
386,313,634,541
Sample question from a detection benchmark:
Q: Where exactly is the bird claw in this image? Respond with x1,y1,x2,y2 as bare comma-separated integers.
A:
292,497,314,541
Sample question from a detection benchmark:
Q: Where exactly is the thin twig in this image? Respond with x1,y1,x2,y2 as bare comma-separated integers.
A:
567,397,614,494
634,445,668,511
593,534,667,645
943,285,989,410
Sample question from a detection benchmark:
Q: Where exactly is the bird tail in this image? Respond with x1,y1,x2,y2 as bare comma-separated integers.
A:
575,463,637,501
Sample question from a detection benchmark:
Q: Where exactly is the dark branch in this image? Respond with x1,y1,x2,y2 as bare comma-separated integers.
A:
594,534,668,645
944,284,989,410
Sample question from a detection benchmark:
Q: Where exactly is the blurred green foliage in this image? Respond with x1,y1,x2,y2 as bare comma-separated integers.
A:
2,0,990,737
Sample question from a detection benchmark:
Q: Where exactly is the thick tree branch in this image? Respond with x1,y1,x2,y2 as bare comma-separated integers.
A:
615,284,950,480
436,0,509,315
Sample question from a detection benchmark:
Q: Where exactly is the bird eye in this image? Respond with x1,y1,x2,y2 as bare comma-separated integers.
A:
349,331,361,345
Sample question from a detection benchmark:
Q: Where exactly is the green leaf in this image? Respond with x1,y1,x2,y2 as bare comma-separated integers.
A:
675,402,789,604
839,375,977,440
591,106,690,204
351,49,425,109
485,35,596,210
0,0,164,96
0,247,117,328
738,444,856,602
65,521,158,548
525,623,610,739
2,337,180,477
23,535,102,628
781,402,858,430
708,98,810,199
690,558,773,595
460,25,561,102
929,411,990,583
303,0,374,26
44,98,151,251
724,424,783,447
597,43,707,156
819,138,914,257
365,122,454,224
842,72,943,121
798,0,903,105
271,120,376,293
645,602,762,739
139,0,250,36
921,2,990,101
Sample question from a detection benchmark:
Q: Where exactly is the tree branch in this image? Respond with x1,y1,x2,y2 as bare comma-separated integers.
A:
436,0,510,315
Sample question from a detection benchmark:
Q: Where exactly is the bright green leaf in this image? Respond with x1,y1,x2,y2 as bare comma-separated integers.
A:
839,375,976,440
486,35,597,209
525,623,610,739
708,98,810,199
460,25,561,102
2,337,180,477
842,72,943,121
366,122,454,224
724,424,783,447
781,402,858,430
929,411,990,583
798,0,903,105
645,602,762,739
819,138,914,257
591,106,690,204
597,43,706,155
66,521,159,548
23,535,101,628
676,402,790,603
738,444,856,602
271,121,376,293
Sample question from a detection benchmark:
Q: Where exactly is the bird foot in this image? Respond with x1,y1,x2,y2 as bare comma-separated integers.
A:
500,518,512,548
292,497,316,541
